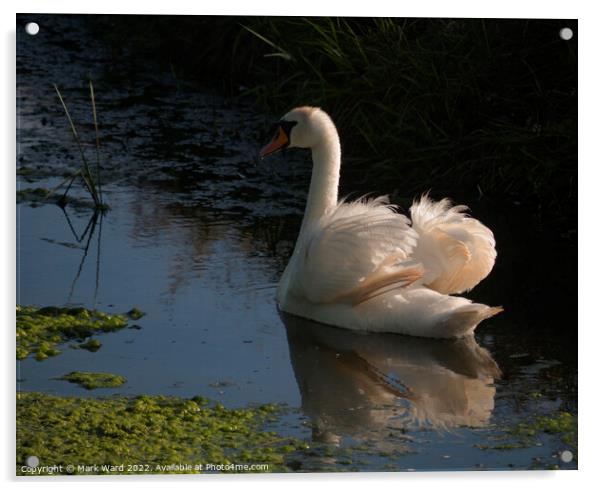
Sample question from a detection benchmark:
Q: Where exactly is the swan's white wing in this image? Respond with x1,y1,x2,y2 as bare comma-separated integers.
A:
290,197,421,304
410,195,496,295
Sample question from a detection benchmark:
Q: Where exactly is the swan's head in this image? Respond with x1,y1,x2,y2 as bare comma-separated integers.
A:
260,106,335,158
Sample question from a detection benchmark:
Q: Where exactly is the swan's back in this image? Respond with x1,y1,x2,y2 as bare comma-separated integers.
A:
285,196,420,305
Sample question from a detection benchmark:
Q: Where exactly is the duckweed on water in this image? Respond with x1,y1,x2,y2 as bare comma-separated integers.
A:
72,338,102,352
16,392,307,475
16,305,135,360
58,371,126,390
476,411,578,460
511,411,577,452
126,308,145,320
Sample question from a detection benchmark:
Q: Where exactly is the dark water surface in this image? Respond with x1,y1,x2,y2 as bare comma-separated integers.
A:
17,14,577,471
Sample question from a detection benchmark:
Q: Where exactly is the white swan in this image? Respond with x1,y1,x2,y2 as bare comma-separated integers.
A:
261,106,501,338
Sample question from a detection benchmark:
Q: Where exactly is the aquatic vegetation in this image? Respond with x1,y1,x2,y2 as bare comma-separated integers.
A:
473,411,577,463
511,411,577,452
16,305,136,361
126,308,145,320
16,392,307,475
58,371,126,390
73,339,102,352
53,81,107,211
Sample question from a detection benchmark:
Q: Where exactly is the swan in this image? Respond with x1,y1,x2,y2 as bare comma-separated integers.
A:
260,106,501,338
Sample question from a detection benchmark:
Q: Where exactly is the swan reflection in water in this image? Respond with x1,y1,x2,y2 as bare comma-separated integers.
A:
281,312,501,448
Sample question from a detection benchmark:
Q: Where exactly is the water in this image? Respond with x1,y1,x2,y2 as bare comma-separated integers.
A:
16,14,577,471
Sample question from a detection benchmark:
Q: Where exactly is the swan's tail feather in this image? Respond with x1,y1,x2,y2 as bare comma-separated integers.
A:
439,304,503,338
484,306,504,318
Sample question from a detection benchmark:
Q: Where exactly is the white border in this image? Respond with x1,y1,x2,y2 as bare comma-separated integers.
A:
3,1,599,489
3,0,586,17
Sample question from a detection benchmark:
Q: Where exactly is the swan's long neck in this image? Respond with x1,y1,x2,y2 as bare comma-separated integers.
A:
299,125,341,235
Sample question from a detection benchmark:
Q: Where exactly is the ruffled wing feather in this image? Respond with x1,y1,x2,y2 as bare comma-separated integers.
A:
410,195,496,295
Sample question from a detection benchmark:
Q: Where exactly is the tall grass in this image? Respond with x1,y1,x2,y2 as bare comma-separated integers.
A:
240,19,576,213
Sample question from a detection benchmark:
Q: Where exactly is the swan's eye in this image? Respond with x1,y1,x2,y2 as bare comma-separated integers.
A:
280,120,298,139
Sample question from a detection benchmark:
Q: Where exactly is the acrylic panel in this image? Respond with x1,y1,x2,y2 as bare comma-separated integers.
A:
16,14,577,475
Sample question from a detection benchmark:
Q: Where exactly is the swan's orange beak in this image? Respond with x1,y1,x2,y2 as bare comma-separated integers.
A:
260,126,289,159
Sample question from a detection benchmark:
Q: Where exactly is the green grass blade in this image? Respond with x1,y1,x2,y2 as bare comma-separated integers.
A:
53,83,99,206
89,79,103,205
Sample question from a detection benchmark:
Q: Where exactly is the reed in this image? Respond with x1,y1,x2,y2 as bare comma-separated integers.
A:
89,80,103,204
53,82,106,210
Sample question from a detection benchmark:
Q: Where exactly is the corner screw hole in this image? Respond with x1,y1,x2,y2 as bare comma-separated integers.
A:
559,27,573,41
560,450,573,463
25,22,39,36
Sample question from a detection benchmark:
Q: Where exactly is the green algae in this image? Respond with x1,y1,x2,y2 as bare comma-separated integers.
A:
511,411,577,452
16,305,133,361
16,392,307,475
58,371,126,390
479,411,578,460
72,339,102,352
491,443,524,451
472,411,577,464
126,308,145,320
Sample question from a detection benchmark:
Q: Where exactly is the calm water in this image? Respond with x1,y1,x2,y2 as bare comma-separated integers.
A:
16,14,577,471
